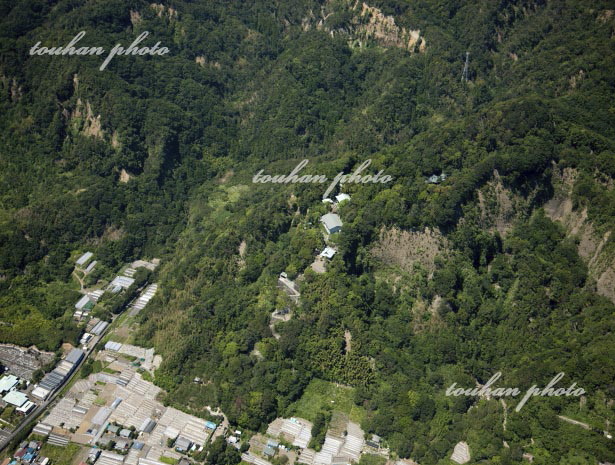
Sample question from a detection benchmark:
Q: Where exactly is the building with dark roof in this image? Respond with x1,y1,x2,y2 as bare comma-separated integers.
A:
65,348,84,365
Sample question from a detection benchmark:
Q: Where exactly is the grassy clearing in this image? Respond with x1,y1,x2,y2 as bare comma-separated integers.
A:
286,379,365,423
39,443,82,465
159,456,179,464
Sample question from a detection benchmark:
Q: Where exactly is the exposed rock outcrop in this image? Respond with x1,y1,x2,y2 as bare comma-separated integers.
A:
304,0,426,53
69,98,104,139
477,170,520,236
130,10,142,25
150,3,177,19
119,168,131,183
544,164,615,304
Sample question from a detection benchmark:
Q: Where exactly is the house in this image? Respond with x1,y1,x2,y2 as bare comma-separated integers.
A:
31,386,50,401
321,213,342,234
335,193,350,203
119,429,131,438
113,439,130,451
263,446,276,458
0,374,19,394
319,247,336,259
426,173,447,184
175,436,192,452
107,425,120,435
3,390,29,407
17,400,36,415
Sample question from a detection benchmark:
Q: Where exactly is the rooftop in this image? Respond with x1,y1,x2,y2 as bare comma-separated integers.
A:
319,247,337,259
65,348,85,364
3,390,29,407
321,213,342,232
0,374,19,392
76,252,93,266
110,276,135,289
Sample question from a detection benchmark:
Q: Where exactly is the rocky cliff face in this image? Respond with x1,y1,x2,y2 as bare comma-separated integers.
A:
545,164,615,304
303,0,425,53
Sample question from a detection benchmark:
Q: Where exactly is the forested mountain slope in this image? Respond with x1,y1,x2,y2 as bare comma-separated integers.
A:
1,0,614,463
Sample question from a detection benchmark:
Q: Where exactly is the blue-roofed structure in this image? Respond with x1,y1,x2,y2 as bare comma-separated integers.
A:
205,421,217,430
65,348,84,365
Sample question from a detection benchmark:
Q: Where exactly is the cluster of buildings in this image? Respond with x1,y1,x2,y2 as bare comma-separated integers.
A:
74,254,160,322
32,348,216,465
4,440,46,465
321,194,351,205
242,414,367,465
78,319,110,349
425,173,447,184
108,276,135,294
320,193,349,235
74,291,105,321
0,374,35,415
102,342,161,373
31,349,84,401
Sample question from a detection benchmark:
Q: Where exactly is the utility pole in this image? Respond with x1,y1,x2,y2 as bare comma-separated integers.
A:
461,51,470,83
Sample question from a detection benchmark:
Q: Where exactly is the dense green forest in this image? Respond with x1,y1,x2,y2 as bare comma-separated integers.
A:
1,0,615,463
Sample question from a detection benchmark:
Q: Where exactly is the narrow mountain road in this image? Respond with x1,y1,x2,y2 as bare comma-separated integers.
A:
557,415,590,430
